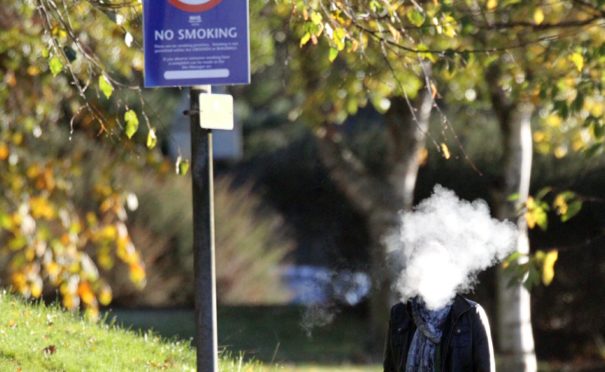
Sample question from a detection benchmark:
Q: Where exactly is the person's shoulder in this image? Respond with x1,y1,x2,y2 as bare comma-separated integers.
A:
455,295,487,316
389,301,412,325
390,302,406,316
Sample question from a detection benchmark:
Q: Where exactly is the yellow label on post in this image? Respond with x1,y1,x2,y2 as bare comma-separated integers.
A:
199,93,234,130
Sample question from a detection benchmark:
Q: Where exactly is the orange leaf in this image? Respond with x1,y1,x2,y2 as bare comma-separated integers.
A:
0,142,9,161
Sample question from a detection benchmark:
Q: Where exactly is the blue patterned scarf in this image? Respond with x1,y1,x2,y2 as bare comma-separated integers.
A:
405,299,452,372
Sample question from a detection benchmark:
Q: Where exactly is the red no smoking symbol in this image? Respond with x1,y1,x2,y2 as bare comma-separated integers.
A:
168,0,223,12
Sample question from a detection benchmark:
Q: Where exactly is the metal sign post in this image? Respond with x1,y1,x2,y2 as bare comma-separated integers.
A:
189,85,218,372
142,1,250,369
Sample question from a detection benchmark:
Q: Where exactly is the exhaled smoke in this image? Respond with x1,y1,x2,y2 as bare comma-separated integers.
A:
388,185,518,310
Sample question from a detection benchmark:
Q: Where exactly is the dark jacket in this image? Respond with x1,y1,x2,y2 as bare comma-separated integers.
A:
383,295,495,372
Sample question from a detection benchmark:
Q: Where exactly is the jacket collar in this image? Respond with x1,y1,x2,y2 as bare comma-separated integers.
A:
406,294,473,318
451,294,473,318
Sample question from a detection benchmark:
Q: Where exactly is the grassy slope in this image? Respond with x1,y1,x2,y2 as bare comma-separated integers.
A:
0,293,377,372
0,292,282,371
0,291,195,371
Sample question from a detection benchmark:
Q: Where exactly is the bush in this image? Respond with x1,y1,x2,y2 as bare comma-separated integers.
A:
111,171,293,306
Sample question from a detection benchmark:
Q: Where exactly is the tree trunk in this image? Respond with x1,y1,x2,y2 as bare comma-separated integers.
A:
315,88,433,356
491,98,538,371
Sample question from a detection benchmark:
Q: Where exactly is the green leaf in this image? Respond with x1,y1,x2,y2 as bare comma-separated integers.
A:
328,48,339,62
590,121,605,139
300,32,311,47
507,193,520,202
49,56,63,77
333,27,347,51
99,75,114,99
407,9,425,27
176,156,190,176
584,143,603,157
535,187,552,201
562,200,582,222
504,251,523,265
146,128,157,149
523,265,541,290
124,110,139,139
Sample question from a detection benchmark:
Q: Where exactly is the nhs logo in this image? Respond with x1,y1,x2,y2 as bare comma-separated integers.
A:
188,15,202,25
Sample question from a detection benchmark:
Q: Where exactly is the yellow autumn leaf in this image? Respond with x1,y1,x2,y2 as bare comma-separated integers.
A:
129,263,146,287
62,293,80,310
554,146,567,159
11,272,27,292
417,147,429,166
533,8,544,25
533,130,546,142
30,278,43,298
440,143,451,159
542,250,558,285
45,261,61,282
525,211,537,229
97,225,117,241
78,281,96,306
387,24,401,42
0,142,9,161
570,52,584,72
99,285,112,306
30,197,56,219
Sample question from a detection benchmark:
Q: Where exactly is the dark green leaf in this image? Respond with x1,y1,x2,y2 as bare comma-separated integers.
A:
63,46,77,62
562,200,582,222
584,143,603,157
535,187,552,201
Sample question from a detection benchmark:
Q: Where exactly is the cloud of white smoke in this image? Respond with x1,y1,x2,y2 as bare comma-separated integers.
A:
387,185,518,310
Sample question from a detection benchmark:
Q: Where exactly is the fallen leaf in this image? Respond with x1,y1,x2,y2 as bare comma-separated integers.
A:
42,345,56,356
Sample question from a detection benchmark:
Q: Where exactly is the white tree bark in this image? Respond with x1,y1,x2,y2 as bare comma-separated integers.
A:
494,103,538,372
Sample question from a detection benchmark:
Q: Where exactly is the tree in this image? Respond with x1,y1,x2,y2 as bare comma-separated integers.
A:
0,0,284,318
0,0,154,318
278,0,604,366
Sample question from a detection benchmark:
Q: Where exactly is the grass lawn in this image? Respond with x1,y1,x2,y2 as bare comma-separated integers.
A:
0,291,194,371
0,292,379,371
0,291,291,371
109,306,382,370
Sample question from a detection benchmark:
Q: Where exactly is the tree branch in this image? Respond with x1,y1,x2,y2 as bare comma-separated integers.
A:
314,126,396,215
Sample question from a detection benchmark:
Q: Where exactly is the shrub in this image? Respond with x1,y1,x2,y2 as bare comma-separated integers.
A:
111,172,293,306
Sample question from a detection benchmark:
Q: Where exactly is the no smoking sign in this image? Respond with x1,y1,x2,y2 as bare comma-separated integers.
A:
143,0,250,87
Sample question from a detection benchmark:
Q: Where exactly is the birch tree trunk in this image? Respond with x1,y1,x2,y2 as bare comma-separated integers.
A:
315,88,433,354
489,70,538,371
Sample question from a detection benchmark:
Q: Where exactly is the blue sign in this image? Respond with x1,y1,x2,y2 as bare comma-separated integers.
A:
143,0,250,87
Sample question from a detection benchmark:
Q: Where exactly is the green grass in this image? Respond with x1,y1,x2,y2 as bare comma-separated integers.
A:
0,291,288,371
0,292,378,371
110,306,379,366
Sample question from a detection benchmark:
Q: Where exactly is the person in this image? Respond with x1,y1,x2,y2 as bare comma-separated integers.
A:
383,295,495,372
